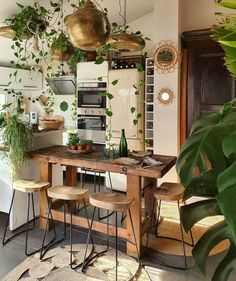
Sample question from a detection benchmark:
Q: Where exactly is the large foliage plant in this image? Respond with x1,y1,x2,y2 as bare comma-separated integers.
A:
177,1,236,280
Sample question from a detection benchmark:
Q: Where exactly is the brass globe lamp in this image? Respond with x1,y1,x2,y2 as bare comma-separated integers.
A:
64,0,111,51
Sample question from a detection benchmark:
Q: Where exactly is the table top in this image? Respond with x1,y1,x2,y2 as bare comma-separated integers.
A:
29,145,177,179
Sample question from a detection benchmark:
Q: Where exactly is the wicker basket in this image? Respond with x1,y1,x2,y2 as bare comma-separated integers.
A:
39,119,64,130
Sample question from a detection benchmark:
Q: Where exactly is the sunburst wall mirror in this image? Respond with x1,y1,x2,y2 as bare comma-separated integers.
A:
157,88,174,105
153,40,180,73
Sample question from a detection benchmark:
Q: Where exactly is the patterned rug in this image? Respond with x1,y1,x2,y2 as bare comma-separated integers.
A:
2,244,151,281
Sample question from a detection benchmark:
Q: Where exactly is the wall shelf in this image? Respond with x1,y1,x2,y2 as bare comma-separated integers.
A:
145,58,154,152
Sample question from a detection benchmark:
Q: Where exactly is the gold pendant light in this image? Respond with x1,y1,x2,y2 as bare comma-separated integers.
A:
64,0,111,51
108,33,145,52
108,0,145,52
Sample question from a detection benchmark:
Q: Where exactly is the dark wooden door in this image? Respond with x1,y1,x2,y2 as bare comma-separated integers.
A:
181,29,236,139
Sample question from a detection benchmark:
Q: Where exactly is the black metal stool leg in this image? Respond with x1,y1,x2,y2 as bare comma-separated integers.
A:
115,211,118,281
145,197,157,250
156,199,162,237
25,193,31,256
31,193,36,228
128,209,140,261
177,200,187,269
2,190,16,245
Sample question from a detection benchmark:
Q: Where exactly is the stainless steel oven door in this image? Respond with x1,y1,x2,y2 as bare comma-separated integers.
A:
77,115,106,144
77,85,106,108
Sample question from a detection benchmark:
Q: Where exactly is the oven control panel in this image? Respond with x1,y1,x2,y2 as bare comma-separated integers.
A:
77,107,105,116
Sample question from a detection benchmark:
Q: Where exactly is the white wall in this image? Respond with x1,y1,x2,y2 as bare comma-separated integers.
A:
128,11,154,56
180,0,232,32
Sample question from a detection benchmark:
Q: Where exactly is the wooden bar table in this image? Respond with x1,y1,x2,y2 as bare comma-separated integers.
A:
29,145,176,258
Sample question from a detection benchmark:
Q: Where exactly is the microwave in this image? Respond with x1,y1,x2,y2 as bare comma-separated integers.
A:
77,81,107,108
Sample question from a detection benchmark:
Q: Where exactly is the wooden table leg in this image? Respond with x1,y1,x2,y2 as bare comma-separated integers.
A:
127,174,142,258
39,161,52,230
65,166,77,186
144,179,157,218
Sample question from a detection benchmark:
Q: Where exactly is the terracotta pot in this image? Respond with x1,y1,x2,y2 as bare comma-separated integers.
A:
85,144,91,151
77,145,84,151
64,0,110,51
69,145,77,150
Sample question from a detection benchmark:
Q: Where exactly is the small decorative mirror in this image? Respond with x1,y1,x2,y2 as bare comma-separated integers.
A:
153,41,180,73
157,88,174,105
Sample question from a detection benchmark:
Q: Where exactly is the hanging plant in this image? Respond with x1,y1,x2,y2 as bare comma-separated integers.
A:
51,32,74,61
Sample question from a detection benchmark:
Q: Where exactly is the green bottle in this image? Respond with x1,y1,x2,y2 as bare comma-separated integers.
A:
119,129,128,157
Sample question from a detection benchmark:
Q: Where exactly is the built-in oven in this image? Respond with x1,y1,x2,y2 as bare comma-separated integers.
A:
77,81,107,108
77,108,106,144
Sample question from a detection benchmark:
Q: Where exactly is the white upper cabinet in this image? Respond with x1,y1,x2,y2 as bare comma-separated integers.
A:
0,66,42,90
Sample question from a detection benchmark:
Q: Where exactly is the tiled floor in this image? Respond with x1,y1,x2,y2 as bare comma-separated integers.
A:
0,177,236,280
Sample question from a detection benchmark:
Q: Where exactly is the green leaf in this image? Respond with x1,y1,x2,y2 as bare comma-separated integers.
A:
138,129,143,134
183,169,219,200
112,79,119,85
217,185,236,244
133,119,138,125
218,162,236,193
176,110,236,187
217,0,236,9
107,93,114,100
95,57,104,64
212,244,236,281
60,101,68,112
180,199,221,232
223,131,236,157
130,107,136,113
97,76,103,81
136,63,143,72
137,113,142,119
193,220,232,274
105,109,113,117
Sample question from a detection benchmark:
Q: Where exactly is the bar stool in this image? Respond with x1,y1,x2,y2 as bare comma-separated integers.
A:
82,192,139,281
2,179,54,256
40,185,93,270
81,168,114,220
146,182,194,270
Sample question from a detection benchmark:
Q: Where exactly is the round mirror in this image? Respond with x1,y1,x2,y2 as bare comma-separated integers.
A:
153,41,180,73
157,88,174,105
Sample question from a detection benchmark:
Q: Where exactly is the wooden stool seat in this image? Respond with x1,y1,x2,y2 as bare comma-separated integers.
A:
154,182,184,201
47,186,88,201
90,192,134,212
13,179,49,193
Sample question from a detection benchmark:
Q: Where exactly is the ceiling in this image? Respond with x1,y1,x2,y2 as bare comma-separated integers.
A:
0,0,153,25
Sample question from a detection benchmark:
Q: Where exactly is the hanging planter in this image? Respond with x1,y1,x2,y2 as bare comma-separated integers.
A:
64,0,111,51
51,32,74,62
0,26,31,40
108,33,146,52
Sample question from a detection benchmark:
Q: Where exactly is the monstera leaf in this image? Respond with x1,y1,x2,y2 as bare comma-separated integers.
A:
192,221,233,274
217,0,236,9
177,100,236,280
176,108,236,187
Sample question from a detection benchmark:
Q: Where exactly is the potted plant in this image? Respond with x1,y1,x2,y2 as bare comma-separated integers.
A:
51,32,74,62
1,104,33,177
84,139,93,151
77,139,85,151
177,2,236,280
67,133,78,150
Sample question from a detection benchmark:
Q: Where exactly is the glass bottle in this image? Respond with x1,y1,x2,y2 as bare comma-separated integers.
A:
119,129,128,157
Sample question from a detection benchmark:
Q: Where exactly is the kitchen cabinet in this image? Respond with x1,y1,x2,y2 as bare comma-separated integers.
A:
0,130,63,230
181,29,236,142
0,66,43,90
